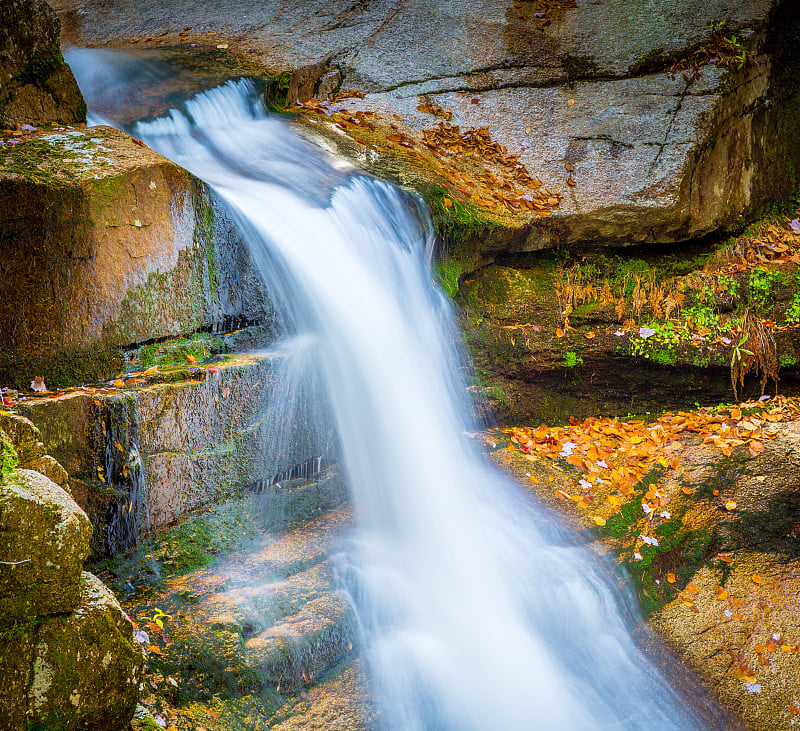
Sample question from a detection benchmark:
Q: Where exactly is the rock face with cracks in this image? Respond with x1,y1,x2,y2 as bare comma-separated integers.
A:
53,0,800,257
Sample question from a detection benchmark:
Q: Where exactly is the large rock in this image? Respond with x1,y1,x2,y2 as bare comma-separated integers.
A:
0,0,86,128
0,571,146,731
0,468,92,624
0,126,269,389
52,0,800,254
19,352,338,555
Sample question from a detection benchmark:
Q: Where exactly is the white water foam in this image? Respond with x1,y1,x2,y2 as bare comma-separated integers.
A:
69,52,709,730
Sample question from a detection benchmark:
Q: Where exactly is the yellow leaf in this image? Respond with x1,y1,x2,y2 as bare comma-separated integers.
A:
592,516,606,526
686,582,699,596
112,379,125,388
751,573,763,585
185,353,198,364
528,475,539,484
681,486,694,495
556,328,565,338
715,587,728,600
666,573,676,584
725,501,737,511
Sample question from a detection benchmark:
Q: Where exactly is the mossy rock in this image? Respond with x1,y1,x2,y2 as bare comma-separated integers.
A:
0,571,146,731
0,469,91,626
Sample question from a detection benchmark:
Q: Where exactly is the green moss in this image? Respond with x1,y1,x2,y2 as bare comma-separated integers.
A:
0,342,124,391
423,185,505,274
434,258,462,298
14,48,66,86
263,72,292,111
137,501,261,575
137,334,224,368
0,430,19,482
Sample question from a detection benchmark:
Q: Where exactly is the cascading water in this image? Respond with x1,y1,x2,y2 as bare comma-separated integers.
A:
69,51,720,729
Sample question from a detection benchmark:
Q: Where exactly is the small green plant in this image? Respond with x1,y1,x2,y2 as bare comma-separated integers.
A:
730,335,754,368
780,353,798,368
563,351,583,367
786,293,800,324
141,607,172,633
747,267,782,314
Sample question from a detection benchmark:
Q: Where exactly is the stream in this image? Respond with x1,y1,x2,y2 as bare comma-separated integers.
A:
69,50,717,730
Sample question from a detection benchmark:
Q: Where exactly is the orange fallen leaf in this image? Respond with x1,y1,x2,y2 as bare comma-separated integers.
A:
717,552,733,563
584,331,596,339
528,475,539,483
681,486,694,495
751,574,763,585
565,162,574,171
686,582,699,595
556,328,565,337
666,573,676,584
185,353,198,364
789,704,799,715
715,587,728,600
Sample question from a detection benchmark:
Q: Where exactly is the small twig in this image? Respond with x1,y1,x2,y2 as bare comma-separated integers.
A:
0,559,31,566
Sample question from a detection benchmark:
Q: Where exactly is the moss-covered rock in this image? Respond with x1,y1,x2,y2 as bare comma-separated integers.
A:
0,127,270,390
0,469,91,625
0,571,146,731
0,0,86,128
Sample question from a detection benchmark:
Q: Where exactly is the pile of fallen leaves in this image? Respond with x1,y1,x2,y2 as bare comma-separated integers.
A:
500,397,799,531
421,117,562,214
295,92,563,217
704,216,800,274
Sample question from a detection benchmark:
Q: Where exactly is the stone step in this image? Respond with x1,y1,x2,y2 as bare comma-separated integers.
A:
19,352,339,557
119,506,357,701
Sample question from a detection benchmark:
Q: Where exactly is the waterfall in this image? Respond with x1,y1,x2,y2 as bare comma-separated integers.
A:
69,51,712,729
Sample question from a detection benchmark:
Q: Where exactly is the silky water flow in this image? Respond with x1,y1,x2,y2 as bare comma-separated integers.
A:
68,49,720,730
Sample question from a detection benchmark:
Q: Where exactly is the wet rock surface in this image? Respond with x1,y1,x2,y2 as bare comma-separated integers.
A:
108,504,378,729
0,0,86,127
18,352,340,556
0,467,92,623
